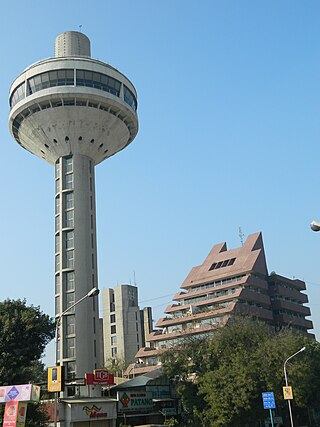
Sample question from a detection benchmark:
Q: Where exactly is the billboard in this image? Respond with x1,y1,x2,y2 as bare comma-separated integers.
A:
48,366,64,392
0,385,40,403
85,370,115,386
117,391,153,414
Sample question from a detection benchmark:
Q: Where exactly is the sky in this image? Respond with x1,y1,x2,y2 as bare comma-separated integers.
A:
1,0,320,365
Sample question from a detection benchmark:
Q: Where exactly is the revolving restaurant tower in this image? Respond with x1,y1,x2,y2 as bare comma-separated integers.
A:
9,31,138,385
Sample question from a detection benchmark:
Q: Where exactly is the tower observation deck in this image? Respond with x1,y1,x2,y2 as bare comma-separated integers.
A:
9,31,138,391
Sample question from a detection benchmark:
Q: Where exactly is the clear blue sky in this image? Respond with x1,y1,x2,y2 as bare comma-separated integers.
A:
1,0,320,365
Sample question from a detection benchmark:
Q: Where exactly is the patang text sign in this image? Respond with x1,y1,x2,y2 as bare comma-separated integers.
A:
117,391,153,414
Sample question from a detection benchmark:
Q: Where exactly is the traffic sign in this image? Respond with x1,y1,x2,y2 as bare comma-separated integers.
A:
262,392,276,409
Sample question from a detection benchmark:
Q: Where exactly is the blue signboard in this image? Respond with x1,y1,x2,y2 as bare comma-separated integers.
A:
7,386,19,401
262,392,276,409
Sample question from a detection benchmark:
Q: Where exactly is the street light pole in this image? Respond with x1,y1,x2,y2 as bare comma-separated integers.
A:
283,346,306,427
53,287,100,427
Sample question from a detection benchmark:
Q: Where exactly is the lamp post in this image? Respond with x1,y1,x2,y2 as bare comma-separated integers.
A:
310,220,320,232
54,286,100,427
283,346,306,427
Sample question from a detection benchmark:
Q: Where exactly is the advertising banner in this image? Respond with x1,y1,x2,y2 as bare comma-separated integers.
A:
30,385,40,402
48,366,64,392
283,386,293,400
70,401,116,421
85,371,115,386
0,385,34,403
16,402,28,427
117,391,153,414
3,400,19,427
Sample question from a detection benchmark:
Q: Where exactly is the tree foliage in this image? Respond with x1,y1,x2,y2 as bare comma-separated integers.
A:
161,317,320,427
0,299,55,426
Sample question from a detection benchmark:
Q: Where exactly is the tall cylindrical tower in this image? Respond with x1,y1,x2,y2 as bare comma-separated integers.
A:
9,31,138,392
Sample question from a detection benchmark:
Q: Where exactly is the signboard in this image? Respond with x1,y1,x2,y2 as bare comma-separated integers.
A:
16,402,28,427
85,371,114,386
0,385,40,403
283,386,293,400
117,391,153,414
70,400,116,421
262,392,276,409
48,366,64,392
3,400,19,427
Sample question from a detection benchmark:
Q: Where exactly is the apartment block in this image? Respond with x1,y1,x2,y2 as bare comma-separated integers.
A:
102,284,153,368
134,232,313,374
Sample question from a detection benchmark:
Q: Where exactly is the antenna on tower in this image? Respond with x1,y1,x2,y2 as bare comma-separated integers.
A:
133,270,136,286
239,227,245,246
79,25,83,32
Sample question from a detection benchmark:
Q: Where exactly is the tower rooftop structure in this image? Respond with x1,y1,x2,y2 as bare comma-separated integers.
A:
9,31,138,165
9,31,139,396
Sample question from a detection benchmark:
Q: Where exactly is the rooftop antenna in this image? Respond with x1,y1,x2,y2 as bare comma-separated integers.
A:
79,25,82,32
133,270,136,286
239,227,245,246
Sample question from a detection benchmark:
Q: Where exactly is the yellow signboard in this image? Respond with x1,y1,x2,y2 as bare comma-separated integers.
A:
283,386,293,400
48,366,64,392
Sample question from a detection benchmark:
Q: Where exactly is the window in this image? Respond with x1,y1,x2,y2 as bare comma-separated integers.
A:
111,336,117,345
111,325,116,334
66,292,75,308
55,274,60,294
66,337,75,358
65,192,74,210
76,69,121,97
209,258,236,271
65,173,73,190
66,271,75,291
10,82,26,107
66,250,74,269
56,178,60,194
64,156,73,173
111,347,117,357
66,231,74,249
55,296,60,314
110,314,116,323
65,210,74,228
55,196,60,214
55,215,60,233
55,254,60,271
27,69,74,96
66,315,75,335
124,85,137,111
55,234,60,253
66,361,76,380
55,161,60,179
94,340,97,357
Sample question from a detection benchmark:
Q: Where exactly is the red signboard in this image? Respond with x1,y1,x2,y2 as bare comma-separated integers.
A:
85,371,114,385
3,400,19,427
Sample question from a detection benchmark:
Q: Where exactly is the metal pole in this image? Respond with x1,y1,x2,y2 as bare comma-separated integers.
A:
283,347,306,427
269,408,274,427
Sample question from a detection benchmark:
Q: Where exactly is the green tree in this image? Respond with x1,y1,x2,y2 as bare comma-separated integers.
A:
161,335,210,426
0,299,55,426
161,317,320,427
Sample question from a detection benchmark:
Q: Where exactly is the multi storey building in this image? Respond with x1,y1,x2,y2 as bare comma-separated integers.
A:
134,232,313,374
102,284,153,367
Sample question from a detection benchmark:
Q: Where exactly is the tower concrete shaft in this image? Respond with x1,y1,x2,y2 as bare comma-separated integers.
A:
9,31,138,391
